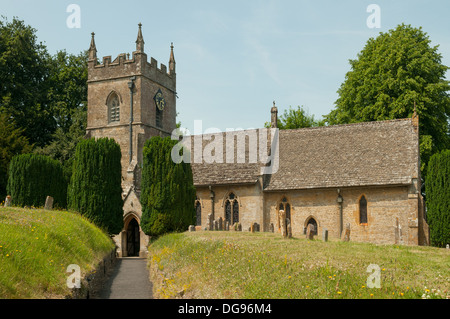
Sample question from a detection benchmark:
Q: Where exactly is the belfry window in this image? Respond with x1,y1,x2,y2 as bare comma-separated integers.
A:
359,195,368,224
225,193,239,225
108,93,120,123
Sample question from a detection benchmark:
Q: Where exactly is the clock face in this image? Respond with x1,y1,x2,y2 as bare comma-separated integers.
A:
154,88,166,111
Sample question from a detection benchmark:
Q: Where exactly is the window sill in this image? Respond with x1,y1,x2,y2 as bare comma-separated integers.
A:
360,223,368,226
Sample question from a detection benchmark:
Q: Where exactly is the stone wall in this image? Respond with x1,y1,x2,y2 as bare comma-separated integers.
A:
195,183,263,231
264,185,426,245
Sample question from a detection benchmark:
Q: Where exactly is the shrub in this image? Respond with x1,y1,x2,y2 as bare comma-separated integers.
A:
67,137,123,234
425,149,450,247
140,136,196,237
6,153,67,208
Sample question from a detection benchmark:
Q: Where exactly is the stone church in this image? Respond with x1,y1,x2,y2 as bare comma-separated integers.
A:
86,25,429,257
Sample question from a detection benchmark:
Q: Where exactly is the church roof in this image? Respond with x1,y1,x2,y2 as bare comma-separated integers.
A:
189,118,419,190
265,118,419,191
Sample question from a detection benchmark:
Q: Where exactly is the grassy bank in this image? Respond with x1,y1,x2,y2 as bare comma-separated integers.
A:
0,207,115,298
148,231,449,299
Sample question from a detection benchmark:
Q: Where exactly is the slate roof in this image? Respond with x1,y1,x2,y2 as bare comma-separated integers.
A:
189,118,419,190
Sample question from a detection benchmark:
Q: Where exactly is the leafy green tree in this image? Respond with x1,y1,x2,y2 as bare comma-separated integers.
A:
7,153,67,208
0,113,33,198
0,17,54,147
35,107,87,183
325,24,450,177
265,105,320,129
46,50,88,132
68,138,123,234
425,149,450,247
140,136,196,237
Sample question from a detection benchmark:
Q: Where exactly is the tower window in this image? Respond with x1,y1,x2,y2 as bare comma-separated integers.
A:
108,93,120,123
359,195,368,224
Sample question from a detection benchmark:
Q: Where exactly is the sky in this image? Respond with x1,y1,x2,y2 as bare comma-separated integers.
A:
2,0,450,133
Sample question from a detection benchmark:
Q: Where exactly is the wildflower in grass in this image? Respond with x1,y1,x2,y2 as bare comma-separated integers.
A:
337,291,342,295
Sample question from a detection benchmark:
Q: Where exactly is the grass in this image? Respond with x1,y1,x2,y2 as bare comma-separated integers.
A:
147,231,450,299
0,206,115,298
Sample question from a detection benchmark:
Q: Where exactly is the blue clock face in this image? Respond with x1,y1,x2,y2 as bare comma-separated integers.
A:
154,88,166,111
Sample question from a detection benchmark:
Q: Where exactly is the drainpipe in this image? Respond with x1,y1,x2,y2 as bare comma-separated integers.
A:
337,189,344,237
128,76,136,163
209,185,215,220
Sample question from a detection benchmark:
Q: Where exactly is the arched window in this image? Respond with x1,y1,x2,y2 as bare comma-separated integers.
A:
225,193,239,225
195,198,201,226
359,195,368,224
107,92,120,123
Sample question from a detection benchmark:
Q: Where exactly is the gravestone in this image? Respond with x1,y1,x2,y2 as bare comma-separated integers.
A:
287,219,292,238
214,219,219,231
394,217,403,245
4,195,12,207
188,225,195,232
218,217,223,231
279,210,287,238
322,229,328,242
44,196,54,210
306,224,315,240
342,223,351,242
207,214,214,231
225,221,229,231
269,223,274,233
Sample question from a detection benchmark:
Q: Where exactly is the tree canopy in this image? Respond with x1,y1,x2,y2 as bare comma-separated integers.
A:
325,24,450,175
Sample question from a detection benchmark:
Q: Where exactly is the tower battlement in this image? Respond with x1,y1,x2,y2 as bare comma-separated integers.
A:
87,24,176,92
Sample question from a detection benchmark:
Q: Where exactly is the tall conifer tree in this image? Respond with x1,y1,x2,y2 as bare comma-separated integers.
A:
140,136,196,237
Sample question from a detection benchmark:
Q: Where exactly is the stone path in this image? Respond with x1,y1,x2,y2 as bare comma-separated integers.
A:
97,257,153,299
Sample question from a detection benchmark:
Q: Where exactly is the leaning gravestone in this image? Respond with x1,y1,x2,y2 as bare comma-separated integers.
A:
4,195,12,207
188,225,196,232
306,224,315,240
44,196,54,210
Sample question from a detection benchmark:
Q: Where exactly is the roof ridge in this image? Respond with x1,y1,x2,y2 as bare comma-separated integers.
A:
282,118,413,133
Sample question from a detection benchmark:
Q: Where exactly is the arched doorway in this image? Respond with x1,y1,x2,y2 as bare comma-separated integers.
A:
305,217,318,236
126,218,140,257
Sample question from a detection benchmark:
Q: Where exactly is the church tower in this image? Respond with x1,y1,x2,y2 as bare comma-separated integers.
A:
86,24,177,257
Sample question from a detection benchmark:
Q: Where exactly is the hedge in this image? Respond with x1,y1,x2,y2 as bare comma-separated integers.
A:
6,153,67,208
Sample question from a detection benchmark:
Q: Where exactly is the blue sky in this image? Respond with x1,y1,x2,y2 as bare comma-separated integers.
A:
2,0,450,133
